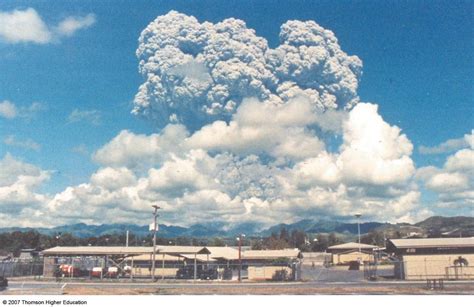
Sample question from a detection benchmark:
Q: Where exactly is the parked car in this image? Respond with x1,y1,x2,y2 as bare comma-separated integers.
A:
200,267,218,280
176,265,218,280
176,266,195,279
348,261,360,270
222,267,233,280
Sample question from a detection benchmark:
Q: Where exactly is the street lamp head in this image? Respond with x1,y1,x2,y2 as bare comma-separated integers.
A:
152,205,161,210
354,213,362,218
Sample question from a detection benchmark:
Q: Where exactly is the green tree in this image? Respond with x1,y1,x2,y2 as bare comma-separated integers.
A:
328,232,339,246
264,237,290,250
290,229,306,249
311,234,329,251
211,237,225,246
175,237,191,246
279,227,289,242
250,238,265,250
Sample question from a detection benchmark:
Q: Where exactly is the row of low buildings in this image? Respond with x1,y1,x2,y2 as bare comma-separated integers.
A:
8,237,474,281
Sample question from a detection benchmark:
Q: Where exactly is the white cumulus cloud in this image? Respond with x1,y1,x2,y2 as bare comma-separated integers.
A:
338,103,415,185
4,135,41,151
417,131,474,211
45,100,424,226
55,13,96,36
0,154,51,216
0,100,17,119
0,100,45,120
93,124,188,170
419,131,472,155
187,97,326,160
67,109,102,126
0,8,96,44
0,8,51,44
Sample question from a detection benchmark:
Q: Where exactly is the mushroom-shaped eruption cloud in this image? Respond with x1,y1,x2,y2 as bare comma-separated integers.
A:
133,11,362,130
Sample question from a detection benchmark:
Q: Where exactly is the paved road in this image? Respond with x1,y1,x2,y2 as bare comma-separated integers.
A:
3,279,474,295
5,279,474,288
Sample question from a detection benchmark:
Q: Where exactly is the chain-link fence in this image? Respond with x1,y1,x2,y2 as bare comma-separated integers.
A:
0,260,43,277
301,256,474,282
391,256,474,280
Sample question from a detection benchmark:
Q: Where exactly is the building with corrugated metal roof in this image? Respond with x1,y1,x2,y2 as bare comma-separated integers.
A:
241,249,302,281
42,246,155,256
327,242,378,264
40,245,302,281
386,238,474,280
41,245,210,280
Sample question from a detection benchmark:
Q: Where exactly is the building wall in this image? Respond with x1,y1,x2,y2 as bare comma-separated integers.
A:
301,252,330,265
332,252,374,264
402,254,474,280
247,266,291,281
132,267,178,277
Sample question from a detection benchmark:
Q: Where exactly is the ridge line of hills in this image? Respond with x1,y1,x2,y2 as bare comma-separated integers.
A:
1,216,472,239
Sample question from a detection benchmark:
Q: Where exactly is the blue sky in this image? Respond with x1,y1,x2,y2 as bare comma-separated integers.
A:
0,0,472,227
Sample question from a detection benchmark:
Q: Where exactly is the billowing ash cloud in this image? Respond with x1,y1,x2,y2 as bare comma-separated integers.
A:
45,11,426,227
8,11,449,228
133,11,362,129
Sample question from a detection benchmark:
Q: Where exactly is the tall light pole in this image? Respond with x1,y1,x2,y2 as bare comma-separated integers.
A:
355,213,362,253
237,234,245,282
151,205,161,281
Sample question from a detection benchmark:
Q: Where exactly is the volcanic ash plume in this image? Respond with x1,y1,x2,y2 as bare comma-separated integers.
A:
133,11,362,129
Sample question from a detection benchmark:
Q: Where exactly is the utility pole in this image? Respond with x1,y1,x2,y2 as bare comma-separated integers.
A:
151,205,161,281
237,234,245,282
355,213,362,253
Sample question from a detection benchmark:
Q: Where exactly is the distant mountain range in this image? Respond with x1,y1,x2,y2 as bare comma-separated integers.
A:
415,216,474,236
0,216,472,238
261,219,386,237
